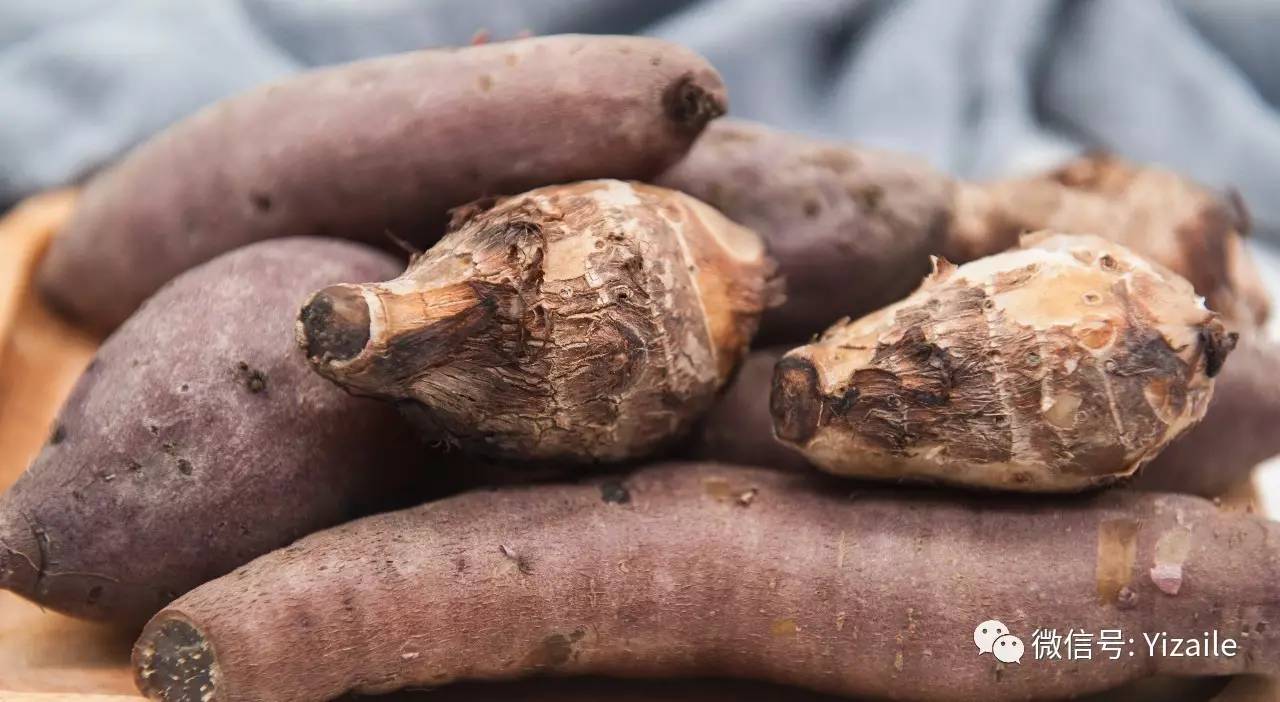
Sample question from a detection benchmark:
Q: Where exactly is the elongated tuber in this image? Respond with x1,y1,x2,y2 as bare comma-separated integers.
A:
39,35,727,332
657,119,953,343
772,233,1235,492
133,463,1279,702
660,122,1268,343
298,180,775,464
0,239,444,626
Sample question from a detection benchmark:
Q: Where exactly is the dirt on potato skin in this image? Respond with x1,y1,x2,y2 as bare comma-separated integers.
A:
135,463,1279,702
39,34,728,333
0,238,444,627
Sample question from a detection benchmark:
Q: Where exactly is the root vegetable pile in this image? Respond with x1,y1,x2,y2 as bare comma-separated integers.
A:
4,31,1277,702
771,233,1235,491
133,463,1279,702
38,34,727,333
661,121,1268,343
297,179,776,464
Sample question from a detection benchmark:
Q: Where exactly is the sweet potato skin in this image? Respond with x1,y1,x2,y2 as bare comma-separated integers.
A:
39,35,728,332
135,463,1278,702
684,348,810,473
0,238,436,627
657,119,953,344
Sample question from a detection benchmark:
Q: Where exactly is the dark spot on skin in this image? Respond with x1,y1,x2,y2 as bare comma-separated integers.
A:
236,362,268,393
1200,328,1237,378
771,356,823,444
48,424,66,445
147,424,160,436
179,383,190,393
650,56,661,66
299,286,371,363
127,459,142,473
1116,586,1138,610
250,192,272,212
662,73,726,131
86,585,102,605
1099,254,1118,270
833,386,861,415
520,629,586,670
802,199,821,218
855,184,884,211
71,490,83,502
454,557,468,573
177,459,193,476
600,480,631,504
477,74,493,91
161,441,178,455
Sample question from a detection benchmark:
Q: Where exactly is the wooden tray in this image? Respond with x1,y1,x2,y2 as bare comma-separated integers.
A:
0,193,1275,701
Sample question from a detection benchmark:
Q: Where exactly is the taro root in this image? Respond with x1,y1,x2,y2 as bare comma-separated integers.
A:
772,232,1236,492
948,152,1270,329
297,180,776,464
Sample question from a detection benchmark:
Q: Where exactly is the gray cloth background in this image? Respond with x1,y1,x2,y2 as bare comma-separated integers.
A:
3,0,1280,241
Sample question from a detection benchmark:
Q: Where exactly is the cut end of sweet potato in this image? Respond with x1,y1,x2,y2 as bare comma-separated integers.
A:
0,507,41,597
135,616,220,702
663,73,727,133
297,284,372,364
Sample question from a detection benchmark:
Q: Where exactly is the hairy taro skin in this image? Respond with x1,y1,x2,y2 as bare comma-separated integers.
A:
773,233,1235,492
658,119,954,344
948,152,1269,329
134,463,1279,702
0,238,437,627
298,180,775,464
39,34,728,333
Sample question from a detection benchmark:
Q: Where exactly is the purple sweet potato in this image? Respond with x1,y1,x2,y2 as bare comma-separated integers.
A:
134,463,1277,702
657,119,954,343
0,238,442,627
39,34,727,332
685,348,810,473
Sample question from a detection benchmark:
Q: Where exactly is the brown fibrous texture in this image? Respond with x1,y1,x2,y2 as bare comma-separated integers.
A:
133,463,1279,702
948,152,1270,329
0,238,443,627
39,34,728,333
657,119,954,343
297,180,777,464
773,233,1235,492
